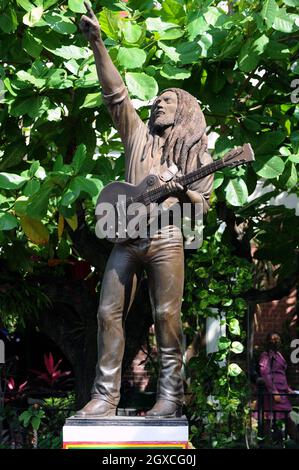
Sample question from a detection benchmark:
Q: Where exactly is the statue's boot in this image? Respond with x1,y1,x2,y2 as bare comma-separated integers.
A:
76,397,117,417
145,399,182,418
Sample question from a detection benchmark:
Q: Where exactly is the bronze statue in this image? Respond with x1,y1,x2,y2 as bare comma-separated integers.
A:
76,1,214,418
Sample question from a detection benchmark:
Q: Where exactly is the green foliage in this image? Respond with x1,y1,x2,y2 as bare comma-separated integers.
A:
184,230,253,448
19,406,46,430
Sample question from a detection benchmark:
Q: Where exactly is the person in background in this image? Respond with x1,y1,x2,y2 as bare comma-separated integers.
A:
259,332,297,441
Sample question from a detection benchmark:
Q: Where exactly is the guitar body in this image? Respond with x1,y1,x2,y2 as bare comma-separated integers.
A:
95,174,161,243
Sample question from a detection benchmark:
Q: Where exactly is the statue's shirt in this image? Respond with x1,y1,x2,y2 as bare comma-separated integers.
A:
102,85,213,215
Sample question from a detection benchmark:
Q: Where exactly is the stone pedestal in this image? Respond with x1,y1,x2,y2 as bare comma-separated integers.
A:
63,413,189,449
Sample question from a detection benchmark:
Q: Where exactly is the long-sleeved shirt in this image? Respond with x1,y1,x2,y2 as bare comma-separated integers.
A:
102,85,214,214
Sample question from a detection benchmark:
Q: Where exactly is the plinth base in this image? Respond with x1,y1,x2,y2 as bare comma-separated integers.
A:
63,414,189,449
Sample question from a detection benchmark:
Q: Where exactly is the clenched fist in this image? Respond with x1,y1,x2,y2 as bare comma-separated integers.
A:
79,1,101,43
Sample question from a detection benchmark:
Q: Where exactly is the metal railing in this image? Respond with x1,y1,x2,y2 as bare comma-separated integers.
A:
253,378,299,445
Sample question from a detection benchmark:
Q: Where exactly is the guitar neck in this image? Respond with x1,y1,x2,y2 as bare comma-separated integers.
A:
144,158,227,203
176,159,227,187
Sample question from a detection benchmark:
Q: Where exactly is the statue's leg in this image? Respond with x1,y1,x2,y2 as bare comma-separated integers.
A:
145,232,184,417
76,243,142,416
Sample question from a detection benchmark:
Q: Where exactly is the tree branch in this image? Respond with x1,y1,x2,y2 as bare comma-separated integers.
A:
242,274,298,303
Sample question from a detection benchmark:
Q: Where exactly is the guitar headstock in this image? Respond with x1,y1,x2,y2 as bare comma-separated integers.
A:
222,143,255,168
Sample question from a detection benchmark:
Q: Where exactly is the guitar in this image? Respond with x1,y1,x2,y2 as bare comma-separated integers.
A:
95,143,255,243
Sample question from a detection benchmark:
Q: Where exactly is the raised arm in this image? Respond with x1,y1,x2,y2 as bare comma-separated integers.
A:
79,1,124,95
79,2,143,146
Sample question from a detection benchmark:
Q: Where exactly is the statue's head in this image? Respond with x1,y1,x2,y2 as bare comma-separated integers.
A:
144,88,208,171
151,90,178,130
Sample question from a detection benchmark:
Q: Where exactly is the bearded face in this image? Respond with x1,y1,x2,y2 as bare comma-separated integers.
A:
151,91,178,130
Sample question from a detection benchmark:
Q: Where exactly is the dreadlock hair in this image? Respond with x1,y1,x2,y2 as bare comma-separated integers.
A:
141,88,208,174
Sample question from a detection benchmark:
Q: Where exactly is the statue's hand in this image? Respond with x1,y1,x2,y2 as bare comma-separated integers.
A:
79,1,101,43
165,180,185,193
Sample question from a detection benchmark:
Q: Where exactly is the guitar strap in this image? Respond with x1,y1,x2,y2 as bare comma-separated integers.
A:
159,163,179,182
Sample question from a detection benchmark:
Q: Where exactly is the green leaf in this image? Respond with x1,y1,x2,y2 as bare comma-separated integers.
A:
261,0,279,28
57,238,71,259
46,69,73,89
158,41,180,62
16,71,46,88
29,161,40,177
117,47,146,69
99,8,120,40
68,0,87,13
14,196,29,216
26,185,53,219
218,336,231,351
22,30,43,58
0,11,18,33
255,131,286,155
35,166,46,180
31,416,41,430
19,410,32,427
10,96,50,118
158,28,184,40
198,34,213,58
280,161,298,188
80,93,102,109
253,155,285,178
228,363,242,377
161,0,185,23
230,341,244,354
23,180,41,196
60,188,79,206
229,319,240,336
291,130,299,153
44,45,91,60
0,213,18,231
72,144,87,173
0,173,28,190
213,172,224,190
145,17,177,31
17,0,34,11
273,8,295,32
176,42,201,65
44,11,77,35
225,179,248,206
125,72,158,101
122,22,143,43
289,154,299,163
64,59,80,76
23,6,43,27
204,7,224,26
187,15,209,41
160,64,191,80
238,35,269,72
283,0,299,5
43,0,59,6
70,176,99,197
0,140,27,171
